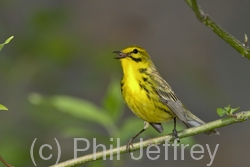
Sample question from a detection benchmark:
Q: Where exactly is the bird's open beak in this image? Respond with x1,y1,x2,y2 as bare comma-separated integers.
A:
113,51,128,59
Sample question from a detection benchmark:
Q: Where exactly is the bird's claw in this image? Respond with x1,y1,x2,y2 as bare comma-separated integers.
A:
172,128,180,143
126,139,134,154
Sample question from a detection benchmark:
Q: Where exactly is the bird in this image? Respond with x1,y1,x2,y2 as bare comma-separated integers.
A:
113,46,219,152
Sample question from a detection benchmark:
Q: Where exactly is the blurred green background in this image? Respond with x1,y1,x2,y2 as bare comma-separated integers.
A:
1,1,250,167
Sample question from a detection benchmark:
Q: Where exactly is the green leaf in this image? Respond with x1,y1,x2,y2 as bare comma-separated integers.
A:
216,108,226,117
0,36,14,51
224,105,231,112
49,95,118,136
228,107,240,115
217,105,240,117
223,105,240,115
0,104,8,111
102,78,124,121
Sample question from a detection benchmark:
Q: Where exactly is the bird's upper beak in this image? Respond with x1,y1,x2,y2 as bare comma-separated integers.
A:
113,51,129,59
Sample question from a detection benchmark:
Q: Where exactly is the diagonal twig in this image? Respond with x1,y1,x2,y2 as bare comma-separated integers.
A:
50,111,250,167
185,0,250,59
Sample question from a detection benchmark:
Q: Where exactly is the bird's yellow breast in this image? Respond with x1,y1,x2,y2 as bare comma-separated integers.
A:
121,64,174,123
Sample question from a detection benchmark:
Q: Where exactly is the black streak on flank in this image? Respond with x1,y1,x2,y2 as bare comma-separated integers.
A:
121,81,124,93
139,83,149,94
142,77,148,82
139,80,151,100
130,56,142,63
156,105,172,115
147,81,153,86
146,93,151,100
139,68,147,74
121,81,124,87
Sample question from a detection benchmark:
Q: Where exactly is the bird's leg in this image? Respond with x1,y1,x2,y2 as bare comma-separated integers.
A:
172,117,180,142
126,121,149,153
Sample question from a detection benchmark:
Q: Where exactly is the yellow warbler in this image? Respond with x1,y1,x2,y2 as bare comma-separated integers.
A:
114,46,219,151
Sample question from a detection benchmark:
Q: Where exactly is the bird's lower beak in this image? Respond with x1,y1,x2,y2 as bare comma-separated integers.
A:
113,51,128,59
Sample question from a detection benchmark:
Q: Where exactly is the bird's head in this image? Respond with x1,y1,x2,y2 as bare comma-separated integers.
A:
113,46,152,70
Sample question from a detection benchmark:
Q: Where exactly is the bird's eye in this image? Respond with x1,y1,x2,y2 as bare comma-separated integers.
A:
133,49,138,54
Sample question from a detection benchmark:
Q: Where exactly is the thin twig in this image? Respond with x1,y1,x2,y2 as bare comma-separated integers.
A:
190,0,203,21
50,111,250,167
0,156,13,167
186,0,250,59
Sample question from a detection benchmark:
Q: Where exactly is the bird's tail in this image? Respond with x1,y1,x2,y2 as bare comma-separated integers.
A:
185,110,219,135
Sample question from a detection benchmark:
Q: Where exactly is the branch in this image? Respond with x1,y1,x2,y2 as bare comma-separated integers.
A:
185,0,250,59
50,111,250,167
0,156,13,167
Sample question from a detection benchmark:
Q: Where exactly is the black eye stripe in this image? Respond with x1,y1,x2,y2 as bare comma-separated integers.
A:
130,56,142,63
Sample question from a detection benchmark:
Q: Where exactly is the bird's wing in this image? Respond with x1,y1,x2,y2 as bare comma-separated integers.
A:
150,70,189,125
150,69,219,135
